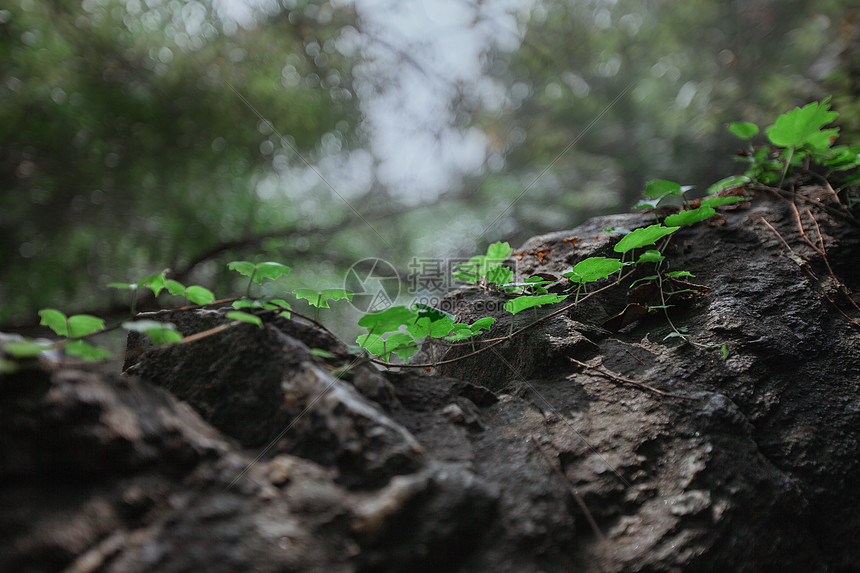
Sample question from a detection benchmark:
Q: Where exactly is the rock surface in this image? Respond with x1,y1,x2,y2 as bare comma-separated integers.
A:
3,186,860,572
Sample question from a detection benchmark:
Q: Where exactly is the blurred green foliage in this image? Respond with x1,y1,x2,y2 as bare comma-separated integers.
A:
1,0,360,322
473,0,860,238
1,0,858,328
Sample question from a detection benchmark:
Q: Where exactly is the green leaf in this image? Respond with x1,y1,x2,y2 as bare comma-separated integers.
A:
294,288,323,307
445,317,497,342
664,206,716,227
138,271,168,297
39,309,69,336
226,311,263,328
823,145,860,170
413,304,456,322
3,340,54,359
444,323,474,342
227,261,256,278
665,270,695,279
707,175,750,195
164,279,186,297
227,261,291,285
150,329,182,344
517,276,551,294
613,224,679,253
486,241,513,260
699,194,750,208
766,98,839,151
356,333,417,362
310,348,337,359
357,306,418,334
252,261,291,284
65,340,112,361
122,319,171,333
470,317,496,332
629,275,659,288
271,299,292,319
729,122,758,139
185,285,215,305
385,333,419,362
122,320,183,344
721,344,729,359
563,257,624,284
637,250,665,264
66,315,105,338
486,265,514,286
408,316,455,339
643,179,683,200
356,333,385,354
504,293,567,316
294,288,353,308
455,242,513,285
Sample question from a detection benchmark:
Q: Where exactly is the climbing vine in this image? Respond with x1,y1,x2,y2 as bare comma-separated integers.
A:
1,99,858,374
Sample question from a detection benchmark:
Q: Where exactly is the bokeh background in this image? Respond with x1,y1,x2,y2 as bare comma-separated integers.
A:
2,0,858,331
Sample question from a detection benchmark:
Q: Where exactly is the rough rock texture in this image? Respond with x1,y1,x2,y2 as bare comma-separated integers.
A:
2,186,859,572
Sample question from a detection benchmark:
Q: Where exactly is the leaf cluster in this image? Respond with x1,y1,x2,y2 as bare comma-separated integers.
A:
729,98,860,196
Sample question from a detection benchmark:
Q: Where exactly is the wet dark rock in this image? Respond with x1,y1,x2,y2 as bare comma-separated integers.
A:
123,309,424,488
3,186,860,572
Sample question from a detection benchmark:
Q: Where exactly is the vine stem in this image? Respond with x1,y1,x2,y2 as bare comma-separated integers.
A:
369,271,635,369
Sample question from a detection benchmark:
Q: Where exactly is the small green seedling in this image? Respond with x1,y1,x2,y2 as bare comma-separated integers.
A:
108,282,141,314
228,261,291,296
163,280,215,305
294,288,353,320
454,241,514,287
294,288,353,309
39,309,105,338
356,332,418,362
38,309,111,360
445,317,496,351
408,315,456,365
730,97,855,188
634,179,692,209
138,270,169,296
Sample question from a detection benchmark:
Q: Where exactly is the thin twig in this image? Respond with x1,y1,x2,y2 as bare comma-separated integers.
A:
569,357,696,400
756,215,797,254
754,183,859,226
369,272,634,369
789,202,826,257
531,433,606,543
